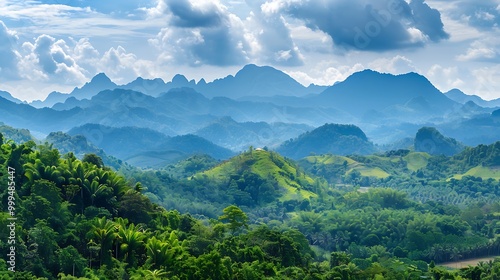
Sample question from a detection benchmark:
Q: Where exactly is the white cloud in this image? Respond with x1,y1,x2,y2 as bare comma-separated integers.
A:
0,20,20,80
368,55,418,74
471,66,500,100
286,62,365,86
457,39,499,61
426,64,465,92
98,46,157,83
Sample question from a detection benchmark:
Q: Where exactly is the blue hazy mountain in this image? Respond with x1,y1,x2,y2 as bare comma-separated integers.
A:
445,89,500,108
197,64,326,98
194,116,313,151
277,123,376,159
68,123,234,168
312,70,458,121
0,90,24,104
30,73,117,108
414,127,465,156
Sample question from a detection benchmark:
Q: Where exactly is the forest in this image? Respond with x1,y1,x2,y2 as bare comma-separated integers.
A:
1,133,500,279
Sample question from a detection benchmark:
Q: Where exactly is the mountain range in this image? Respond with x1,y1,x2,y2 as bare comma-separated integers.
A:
1,64,500,166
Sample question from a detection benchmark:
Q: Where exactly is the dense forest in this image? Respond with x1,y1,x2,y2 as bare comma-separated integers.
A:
1,133,500,279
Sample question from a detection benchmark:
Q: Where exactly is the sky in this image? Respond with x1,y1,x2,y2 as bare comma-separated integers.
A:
0,0,499,102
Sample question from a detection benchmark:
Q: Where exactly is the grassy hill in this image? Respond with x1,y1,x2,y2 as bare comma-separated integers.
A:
196,148,319,203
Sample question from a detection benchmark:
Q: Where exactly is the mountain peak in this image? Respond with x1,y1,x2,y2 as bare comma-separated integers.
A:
172,74,189,84
90,72,112,84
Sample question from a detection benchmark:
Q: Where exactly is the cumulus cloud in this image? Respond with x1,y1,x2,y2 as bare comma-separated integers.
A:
245,8,304,66
262,0,449,51
457,39,499,62
19,34,87,84
149,0,249,66
471,66,500,100
0,20,20,80
441,0,500,29
426,64,465,92
98,46,157,83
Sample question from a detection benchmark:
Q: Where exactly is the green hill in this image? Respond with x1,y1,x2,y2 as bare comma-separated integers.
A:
196,148,318,204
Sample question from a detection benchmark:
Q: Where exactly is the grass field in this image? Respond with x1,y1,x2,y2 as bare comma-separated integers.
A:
439,256,500,269
453,166,500,180
404,152,431,171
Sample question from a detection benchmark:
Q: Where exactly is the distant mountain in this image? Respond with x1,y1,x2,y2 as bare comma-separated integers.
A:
277,123,376,159
198,64,324,98
0,96,83,136
445,89,500,108
30,73,117,108
194,116,313,151
68,124,170,159
0,90,24,104
312,70,458,121
414,127,465,156
68,123,233,168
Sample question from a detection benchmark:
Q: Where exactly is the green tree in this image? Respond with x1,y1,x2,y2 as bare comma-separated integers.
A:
219,205,249,234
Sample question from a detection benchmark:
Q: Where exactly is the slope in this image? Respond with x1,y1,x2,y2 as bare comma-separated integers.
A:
196,149,318,204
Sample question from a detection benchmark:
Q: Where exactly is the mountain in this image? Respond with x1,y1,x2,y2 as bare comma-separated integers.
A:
277,123,376,159
0,96,83,136
194,116,313,151
445,89,500,108
30,73,118,108
0,90,24,104
68,124,234,168
414,127,465,156
312,70,458,121
198,64,324,98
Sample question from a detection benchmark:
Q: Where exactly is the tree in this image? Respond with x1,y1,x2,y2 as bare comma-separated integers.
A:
82,153,104,168
219,205,248,234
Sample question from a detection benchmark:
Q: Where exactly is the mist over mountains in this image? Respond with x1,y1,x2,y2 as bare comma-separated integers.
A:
1,64,500,166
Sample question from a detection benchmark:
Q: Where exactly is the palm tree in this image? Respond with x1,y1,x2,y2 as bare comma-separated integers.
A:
117,223,146,267
90,217,117,266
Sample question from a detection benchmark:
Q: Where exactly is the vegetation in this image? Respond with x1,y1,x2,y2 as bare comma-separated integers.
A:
2,134,500,279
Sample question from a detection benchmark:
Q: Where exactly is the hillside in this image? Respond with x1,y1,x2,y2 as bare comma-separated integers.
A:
277,123,376,159
196,148,318,204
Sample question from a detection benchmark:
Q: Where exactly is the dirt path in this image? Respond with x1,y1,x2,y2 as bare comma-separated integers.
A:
439,256,500,269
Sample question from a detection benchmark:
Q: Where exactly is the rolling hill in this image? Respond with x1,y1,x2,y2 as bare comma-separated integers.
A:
195,148,319,205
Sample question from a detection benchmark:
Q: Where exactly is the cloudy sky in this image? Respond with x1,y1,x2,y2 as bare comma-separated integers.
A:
0,0,499,102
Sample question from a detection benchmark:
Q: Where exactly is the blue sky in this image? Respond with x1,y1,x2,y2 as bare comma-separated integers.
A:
0,0,499,102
